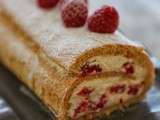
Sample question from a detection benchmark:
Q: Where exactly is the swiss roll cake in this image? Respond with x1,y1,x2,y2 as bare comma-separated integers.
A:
0,0,155,120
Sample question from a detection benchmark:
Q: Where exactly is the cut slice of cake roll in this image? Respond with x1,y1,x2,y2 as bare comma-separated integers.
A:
0,0,155,120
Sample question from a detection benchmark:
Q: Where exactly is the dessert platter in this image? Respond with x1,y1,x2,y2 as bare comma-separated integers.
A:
0,0,156,120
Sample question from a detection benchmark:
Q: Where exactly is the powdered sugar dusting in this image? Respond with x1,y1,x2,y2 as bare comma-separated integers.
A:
1,0,141,68
0,23,39,81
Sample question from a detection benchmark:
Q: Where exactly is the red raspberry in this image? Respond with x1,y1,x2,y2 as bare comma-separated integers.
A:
80,63,102,77
77,87,94,97
37,0,59,9
110,84,126,94
128,84,140,95
84,0,88,4
73,99,89,118
88,5,119,33
122,62,134,75
61,0,88,27
96,94,107,109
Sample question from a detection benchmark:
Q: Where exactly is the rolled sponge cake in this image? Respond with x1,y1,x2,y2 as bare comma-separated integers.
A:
0,0,155,120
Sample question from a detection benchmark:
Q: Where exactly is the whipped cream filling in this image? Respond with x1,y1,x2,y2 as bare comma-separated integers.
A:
68,77,144,119
87,56,146,79
79,56,146,80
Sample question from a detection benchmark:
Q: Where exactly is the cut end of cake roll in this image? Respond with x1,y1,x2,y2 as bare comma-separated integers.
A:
68,75,144,119
64,44,155,120
69,44,154,81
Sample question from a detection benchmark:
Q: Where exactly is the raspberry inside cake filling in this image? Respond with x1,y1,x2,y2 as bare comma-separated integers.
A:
68,77,145,119
79,56,146,79
68,55,147,119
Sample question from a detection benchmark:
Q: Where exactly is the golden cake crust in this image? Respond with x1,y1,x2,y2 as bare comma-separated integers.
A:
0,0,141,70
